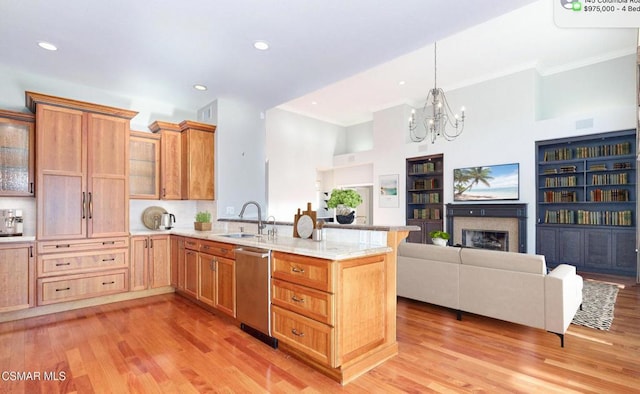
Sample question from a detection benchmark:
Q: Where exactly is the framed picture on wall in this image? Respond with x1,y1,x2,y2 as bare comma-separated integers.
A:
453,163,519,201
379,174,399,207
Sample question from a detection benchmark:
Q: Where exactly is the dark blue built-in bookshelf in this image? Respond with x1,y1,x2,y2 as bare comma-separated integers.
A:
536,129,636,276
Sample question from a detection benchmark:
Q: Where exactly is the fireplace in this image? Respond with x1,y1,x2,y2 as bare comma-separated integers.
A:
462,229,509,251
446,204,527,253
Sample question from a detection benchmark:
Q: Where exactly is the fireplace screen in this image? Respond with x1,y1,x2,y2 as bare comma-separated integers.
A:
462,229,509,251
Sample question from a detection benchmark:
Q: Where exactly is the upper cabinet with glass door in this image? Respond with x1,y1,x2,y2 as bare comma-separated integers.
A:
0,110,35,196
130,130,160,199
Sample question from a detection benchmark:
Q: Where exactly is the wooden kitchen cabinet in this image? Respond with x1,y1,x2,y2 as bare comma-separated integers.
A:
199,239,235,317
184,241,199,299
180,121,216,200
198,252,216,306
149,121,182,200
129,130,160,199
271,251,389,377
0,110,35,196
0,242,35,313
27,92,136,241
130,235,170,291
215,256,236,317
170,235,184,289
35,237,130,305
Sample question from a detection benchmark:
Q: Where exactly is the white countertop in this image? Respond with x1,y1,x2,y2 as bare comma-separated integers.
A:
0,236,35,243
3,231,392,260
144,229,391,260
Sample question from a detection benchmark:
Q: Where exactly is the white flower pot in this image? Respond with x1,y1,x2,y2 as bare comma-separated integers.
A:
432,238,448,247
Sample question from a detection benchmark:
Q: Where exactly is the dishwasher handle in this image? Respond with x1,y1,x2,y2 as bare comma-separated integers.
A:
235,247,270,259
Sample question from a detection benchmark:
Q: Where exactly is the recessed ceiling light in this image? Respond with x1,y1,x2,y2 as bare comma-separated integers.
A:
398,80,406,85
193,84,207,91
253,41,270,51
311,101,318,105
37,41,57,51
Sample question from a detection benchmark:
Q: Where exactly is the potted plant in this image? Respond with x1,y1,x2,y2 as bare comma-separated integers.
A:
326,189,363,224
194,211,212,231
429,230,450,246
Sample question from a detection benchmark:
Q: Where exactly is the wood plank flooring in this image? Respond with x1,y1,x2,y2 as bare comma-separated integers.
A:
0,272,638,393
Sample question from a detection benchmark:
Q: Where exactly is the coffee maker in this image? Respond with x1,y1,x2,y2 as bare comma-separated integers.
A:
0,209,23,237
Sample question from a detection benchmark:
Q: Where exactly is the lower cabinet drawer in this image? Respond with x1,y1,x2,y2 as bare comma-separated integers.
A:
272,279,334,325
38,249,129,277
271,305,335,367
37,269,129,305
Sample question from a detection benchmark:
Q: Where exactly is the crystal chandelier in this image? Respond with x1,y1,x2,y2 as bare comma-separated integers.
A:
408,42,465,143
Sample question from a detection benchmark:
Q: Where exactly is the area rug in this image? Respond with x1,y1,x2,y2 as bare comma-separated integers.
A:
571,280,620,330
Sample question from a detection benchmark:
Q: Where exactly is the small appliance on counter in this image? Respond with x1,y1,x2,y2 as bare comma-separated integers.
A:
0,209,23,237
160,213,176,230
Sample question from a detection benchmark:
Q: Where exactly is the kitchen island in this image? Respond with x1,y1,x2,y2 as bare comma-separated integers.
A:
1,224,415,385
170,224,413,384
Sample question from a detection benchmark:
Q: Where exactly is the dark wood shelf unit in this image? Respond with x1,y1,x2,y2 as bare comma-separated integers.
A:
406,154,444,244
536,129,637,276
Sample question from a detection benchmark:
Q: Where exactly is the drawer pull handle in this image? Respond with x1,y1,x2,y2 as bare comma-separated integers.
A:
56,244,71,248
102,241,115,245
291,267,305,273
55,263,71,266
291,329,304,337
102,258,115,262
102,281,115,285
56,287,70,292
291,296,305,303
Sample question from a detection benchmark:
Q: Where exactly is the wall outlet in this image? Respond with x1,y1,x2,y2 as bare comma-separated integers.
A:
226,206,235,215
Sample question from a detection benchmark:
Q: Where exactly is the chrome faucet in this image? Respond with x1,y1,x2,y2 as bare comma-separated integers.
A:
266,215,277,238
239,201,266,235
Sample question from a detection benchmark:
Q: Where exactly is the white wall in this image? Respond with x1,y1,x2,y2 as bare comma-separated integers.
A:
199,98,267,220
265,108,345,221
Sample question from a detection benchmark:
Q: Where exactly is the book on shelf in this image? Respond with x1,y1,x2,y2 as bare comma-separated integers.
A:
588,164,607,171
559,165,577,173
544,209,633,226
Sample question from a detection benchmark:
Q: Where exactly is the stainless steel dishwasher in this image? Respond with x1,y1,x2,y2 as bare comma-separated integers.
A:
235,246,278,348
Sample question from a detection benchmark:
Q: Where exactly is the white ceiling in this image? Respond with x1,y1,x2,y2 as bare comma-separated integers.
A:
0,1,636,126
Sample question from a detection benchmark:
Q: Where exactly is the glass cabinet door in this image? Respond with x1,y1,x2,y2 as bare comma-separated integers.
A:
0,110,34,196
130,130,160,199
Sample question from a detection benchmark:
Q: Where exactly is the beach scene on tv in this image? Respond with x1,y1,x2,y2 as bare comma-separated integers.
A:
454,163,519,201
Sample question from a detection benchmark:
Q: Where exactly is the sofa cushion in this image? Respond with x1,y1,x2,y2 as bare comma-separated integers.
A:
459,247,546,275
398,242,462,264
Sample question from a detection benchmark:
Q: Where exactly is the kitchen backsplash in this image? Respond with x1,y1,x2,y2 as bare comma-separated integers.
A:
0,198,35,236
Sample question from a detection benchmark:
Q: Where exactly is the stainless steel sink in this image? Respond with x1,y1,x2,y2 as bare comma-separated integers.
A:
220,233,257,238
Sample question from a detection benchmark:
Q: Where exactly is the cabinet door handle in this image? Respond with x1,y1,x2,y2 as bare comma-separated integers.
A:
56,287,71,292
291,295,305,303
82,192,86,219
29,246,33,258
291,266,305,273
102,281,115,285
144,239,148,248
291,328,304,337
150,239,153,248
162,188,166,198
29,182,34,194
88,192,93,219
55,262,71,266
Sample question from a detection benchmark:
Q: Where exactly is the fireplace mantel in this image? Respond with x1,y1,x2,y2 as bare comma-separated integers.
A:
446,203,527,253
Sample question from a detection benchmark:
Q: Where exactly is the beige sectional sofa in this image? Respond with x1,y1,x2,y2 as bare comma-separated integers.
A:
397,243,583,347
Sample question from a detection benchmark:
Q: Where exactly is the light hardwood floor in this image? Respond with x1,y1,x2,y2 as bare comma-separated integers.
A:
0,272,638,393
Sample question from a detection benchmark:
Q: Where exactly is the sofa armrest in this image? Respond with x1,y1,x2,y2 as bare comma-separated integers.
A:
544,264,584,335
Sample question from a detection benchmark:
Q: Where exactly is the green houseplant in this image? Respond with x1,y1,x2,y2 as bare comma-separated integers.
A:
326,189,362,224
194,211,212,231
429,230,450,246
